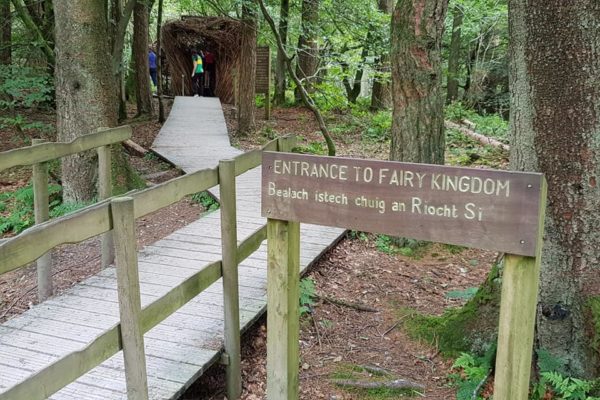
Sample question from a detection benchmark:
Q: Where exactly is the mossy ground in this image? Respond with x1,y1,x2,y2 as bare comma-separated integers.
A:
400,263,502,357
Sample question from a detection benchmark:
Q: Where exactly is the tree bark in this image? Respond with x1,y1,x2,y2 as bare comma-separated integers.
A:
54,0,117,202
294,0,319,102
237,0,257,135
389,0,448,164
446,4,463,103
156,0,165,123
0,0,10,65
133,0,153,116
273,0,289,106
509,0,600,378
370,0,393,111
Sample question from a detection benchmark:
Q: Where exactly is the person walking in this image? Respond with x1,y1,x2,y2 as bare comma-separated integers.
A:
191,50,204,96
148,47,158,89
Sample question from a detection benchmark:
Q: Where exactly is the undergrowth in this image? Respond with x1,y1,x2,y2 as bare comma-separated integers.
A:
190,191,219,211
0,184,90,235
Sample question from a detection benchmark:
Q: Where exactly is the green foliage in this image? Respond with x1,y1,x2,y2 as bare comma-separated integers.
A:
293,141,327,155
536,372,599,400
362,111,392,142
448,349,495,400
299,278,316,315
445,102,509,143
531,349,600,400
190,191,219,211
0,66,54,109
0,184,90,235
375,235,419,257
445,287,478,301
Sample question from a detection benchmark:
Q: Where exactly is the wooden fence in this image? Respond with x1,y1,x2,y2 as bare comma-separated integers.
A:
0,134,295,400
0,126,132,301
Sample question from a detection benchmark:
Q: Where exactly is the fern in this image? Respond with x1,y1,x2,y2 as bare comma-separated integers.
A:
299,278,316,315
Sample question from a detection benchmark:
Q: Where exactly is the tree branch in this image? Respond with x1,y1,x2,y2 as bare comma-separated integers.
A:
258,0,336,156
111,0,136,75
11,0,55,65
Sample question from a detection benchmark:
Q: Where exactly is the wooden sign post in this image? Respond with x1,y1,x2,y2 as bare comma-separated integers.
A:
261,152,547,400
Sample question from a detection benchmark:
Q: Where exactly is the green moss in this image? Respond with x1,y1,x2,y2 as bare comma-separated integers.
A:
402,263,502,356
588,296,600,353
111,145,146,195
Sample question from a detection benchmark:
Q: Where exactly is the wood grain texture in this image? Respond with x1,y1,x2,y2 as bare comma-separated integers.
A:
266,219,300,400
493,178,547,400
98,145,114,268
0,126,131,172
0,99,345,400
262,152,544,256
0,201,111,276
32,138,52,301
219,159,242,399
111,198,149,400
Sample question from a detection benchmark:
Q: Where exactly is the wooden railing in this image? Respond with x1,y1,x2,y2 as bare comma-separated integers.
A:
0,135,295,400
0,126,132,301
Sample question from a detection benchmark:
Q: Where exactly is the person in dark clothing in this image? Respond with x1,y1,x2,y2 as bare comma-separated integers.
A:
203,50,216,96
191,50,204,96
148,47,157,88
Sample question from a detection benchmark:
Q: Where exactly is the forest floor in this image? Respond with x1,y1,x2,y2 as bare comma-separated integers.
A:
0,100,508,399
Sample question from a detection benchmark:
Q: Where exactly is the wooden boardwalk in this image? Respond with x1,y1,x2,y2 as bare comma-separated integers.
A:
0,97,345,399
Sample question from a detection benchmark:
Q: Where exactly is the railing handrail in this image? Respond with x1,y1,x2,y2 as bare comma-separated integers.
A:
0,135,285,276
0,126,132,172
0,134,294,400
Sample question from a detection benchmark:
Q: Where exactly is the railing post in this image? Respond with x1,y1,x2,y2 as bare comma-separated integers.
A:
219,159,242,399
32,138,52,301
111,197,149,400
266,218,301,400
181,73,185,96
266,136,301,400
98,144,114,268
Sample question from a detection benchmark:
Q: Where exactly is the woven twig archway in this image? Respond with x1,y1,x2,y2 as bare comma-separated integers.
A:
162,17,242,103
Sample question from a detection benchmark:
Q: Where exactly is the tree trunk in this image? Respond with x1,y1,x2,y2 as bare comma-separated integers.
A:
0,0,10,65
156,0,165,123
343,43,368,104
54,0,117,202
294,0,319,102
370,0,393,111
389,0,448,164
509,0,600,378
237,0,257,135
109,0,128,122
133,0,153,117
446,4,463,104
273,0,289,106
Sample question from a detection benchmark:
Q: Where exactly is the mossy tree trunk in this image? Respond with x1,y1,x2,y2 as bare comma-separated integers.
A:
237,0,257,135
133,0,153,117
273,0,289,106
370,0,393,111
294,0,319,102
389,0,448,164
509,0,600,378
54,0,118,202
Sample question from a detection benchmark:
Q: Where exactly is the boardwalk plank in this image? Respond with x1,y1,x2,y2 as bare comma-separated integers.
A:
0,96,345,400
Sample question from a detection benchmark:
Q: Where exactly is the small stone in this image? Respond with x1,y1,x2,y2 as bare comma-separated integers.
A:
302,363,310,370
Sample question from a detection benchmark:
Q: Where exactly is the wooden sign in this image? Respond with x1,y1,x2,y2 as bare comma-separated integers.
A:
262,152,544,256
255,47,271,94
